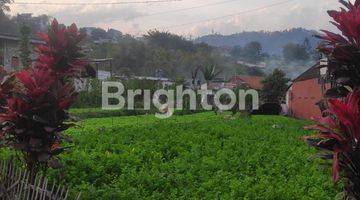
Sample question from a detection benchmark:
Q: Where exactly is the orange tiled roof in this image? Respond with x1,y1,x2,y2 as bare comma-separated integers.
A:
229,75,264,90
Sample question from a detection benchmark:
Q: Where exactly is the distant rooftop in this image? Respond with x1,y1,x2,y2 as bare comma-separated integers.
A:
293,63,320,82
229,75,264,90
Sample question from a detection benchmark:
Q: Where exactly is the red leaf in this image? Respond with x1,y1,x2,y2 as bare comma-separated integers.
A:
16,70,34,88
328,99,353,126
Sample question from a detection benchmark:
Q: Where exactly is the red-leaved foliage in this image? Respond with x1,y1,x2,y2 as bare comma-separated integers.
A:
305,90,360,182
0,19,87,171
317,0,360,88
306,1,360,198
319,4,360,61
318,0,360,87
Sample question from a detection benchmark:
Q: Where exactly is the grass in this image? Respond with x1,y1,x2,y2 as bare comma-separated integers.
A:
1,113,340,199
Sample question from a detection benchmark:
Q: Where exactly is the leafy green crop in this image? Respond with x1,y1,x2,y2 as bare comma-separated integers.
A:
69,108,205,120
1,113,340,199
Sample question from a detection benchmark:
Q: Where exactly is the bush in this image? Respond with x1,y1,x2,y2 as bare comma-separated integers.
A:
0,19,87,176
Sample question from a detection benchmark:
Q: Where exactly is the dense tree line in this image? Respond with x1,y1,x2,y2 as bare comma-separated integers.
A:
1,1,312,80
89,30,223,79
230,41,269,64
0,11,50,36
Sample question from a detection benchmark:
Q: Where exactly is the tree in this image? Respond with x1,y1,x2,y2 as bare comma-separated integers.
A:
0,0,12,32
241,41,263,63
260,69,289,103
91,28,108,40
201,65,222,84
145,30,195,52
235,64,265,76
107,28,123,41
13,14,50,33
282,43,309,62
247,67,265,76
19,25,31,67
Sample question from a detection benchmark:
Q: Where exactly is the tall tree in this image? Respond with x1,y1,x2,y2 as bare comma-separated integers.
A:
19,25,31,67
201,65,222,84
260,69,290,103
235,64,265,76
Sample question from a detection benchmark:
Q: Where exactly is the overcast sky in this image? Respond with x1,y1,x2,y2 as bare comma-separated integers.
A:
9,0,342,37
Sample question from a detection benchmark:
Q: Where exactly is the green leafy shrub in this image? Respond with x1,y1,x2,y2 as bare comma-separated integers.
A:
30,113,340,200
70,108,205,119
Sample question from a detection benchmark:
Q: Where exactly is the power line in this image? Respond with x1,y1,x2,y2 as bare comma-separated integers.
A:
161,0,297,30
128,0,241,19
13,0,182,6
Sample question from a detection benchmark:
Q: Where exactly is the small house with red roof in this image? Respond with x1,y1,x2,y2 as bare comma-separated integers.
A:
286,63,331,120
226,75,264,90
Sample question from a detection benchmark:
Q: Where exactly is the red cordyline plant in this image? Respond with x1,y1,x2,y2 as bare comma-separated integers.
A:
305,0,360,199
0,19,87,177
317,0,360,92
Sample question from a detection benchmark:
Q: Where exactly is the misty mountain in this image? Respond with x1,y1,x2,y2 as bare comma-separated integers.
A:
195,28,320,55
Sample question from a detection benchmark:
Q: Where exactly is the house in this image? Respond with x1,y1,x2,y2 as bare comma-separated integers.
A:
226,75,264,90
0,33,42,72
88,58,113,80
286,63,331,120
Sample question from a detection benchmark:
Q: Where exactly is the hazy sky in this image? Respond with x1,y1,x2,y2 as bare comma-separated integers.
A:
9,0,342,37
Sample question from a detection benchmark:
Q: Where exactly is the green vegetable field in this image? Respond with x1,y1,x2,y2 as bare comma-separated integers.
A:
1,113,340,199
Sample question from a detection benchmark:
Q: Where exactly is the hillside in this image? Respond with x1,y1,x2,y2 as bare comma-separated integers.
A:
195,28,320,55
